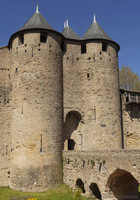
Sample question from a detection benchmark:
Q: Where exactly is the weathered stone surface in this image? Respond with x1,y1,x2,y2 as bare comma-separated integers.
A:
63,150,140,199
9,31,63,191
63,40,122,150
0,12,139,198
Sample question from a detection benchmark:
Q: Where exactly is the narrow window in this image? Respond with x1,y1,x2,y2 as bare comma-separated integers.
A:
81,44,86,54
40,34,47,43
68,139,75,150
18,34,24,45
40,134,43,152
32,47,33,57
102,43,108,52
93,106,96,121
6,145,8,155
61,41,64,52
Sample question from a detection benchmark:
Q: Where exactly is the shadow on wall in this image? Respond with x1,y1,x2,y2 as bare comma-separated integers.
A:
125,104,140,120
63,111,81,150
107,169,139,200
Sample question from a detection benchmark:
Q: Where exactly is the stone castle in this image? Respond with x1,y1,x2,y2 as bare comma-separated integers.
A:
0,6,140,200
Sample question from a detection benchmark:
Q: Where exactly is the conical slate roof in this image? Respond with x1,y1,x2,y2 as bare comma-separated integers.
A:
62,20,81,40
19,7,53,31
82,15,112,41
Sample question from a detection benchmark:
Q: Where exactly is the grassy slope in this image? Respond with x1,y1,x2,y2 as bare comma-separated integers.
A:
0,184,95,200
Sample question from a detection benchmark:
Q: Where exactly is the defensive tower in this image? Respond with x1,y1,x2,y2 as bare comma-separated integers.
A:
8,6,63,191
63,15,122,150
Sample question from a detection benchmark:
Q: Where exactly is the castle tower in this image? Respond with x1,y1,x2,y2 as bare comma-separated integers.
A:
63,16,122,150
8,6,63,191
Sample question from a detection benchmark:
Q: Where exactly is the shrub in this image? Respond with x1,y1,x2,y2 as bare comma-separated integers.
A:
74,188,82,200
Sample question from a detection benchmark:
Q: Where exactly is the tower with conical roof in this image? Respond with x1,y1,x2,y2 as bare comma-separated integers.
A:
9,5,63,191
63,15,122,151
62,19,81,40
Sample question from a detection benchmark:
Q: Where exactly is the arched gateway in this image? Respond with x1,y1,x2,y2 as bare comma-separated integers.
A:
107,169,139,200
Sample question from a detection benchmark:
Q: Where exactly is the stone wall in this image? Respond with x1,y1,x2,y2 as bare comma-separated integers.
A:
0,103,11,186
0,46,10,87
0,46,11,186
63,40,122,150
121,92,140,149
63,150,140,200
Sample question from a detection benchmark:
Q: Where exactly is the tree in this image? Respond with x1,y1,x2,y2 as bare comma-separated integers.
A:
119,65,140,91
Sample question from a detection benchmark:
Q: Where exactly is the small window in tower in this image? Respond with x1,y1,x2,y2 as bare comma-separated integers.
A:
18,34,24,45
102,43,108,52
68,139,75,150
81,44,86,54
40,34,47,43
61,41,65,52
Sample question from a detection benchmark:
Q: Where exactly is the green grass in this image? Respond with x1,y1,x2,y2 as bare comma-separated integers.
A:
0,184,95,200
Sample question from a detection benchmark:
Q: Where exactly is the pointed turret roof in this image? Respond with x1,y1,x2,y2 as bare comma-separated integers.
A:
62,20,81,40
19,5,53,31
82,15,112,41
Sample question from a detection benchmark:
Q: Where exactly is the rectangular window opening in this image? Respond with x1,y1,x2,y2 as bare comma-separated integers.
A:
68,139,75,150
102,43,108,52
40,134,43,152
40,34,47,43
81,44,86,54
61,41,66,52
18,35,24,45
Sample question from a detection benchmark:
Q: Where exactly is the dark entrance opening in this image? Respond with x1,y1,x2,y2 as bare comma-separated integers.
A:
63,111,81,150
89,183,102,199
68,139,75,150
76,178,85,193
107,169,139,200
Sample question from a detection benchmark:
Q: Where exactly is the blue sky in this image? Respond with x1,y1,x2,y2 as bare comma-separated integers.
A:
0,0,140,76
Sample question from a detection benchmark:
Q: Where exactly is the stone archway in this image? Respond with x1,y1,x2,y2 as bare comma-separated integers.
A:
63,111,81,150
107,169,139,200
76,178,85,193
89,183,102,199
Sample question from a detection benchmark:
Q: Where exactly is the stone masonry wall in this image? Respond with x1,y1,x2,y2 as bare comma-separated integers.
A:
63,40,122,150
63,150,140,200
0,104,11,186
10,30,63,192
0,46,11,186
0,46,10,87
121,93,140,149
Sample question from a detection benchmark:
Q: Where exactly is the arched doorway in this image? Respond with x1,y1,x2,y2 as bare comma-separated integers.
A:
63,111,81,150
107,169,139,200
89,183,102,199
76,178,85,193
